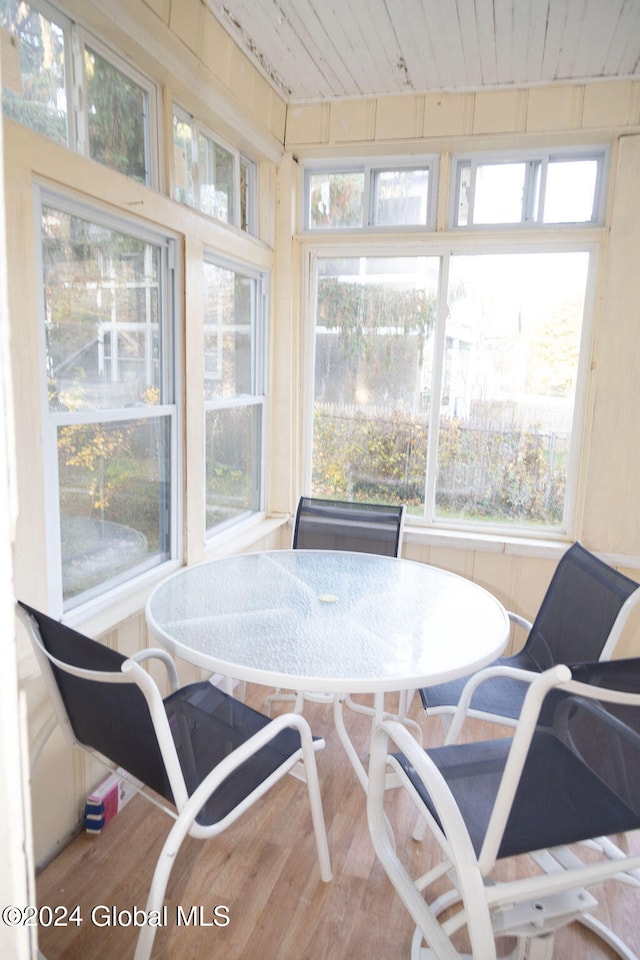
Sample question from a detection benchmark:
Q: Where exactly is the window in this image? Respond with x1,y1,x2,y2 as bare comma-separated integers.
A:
1,0,70,145
173,105,257,234
310,248,592,534
453,150,606,227
203,256,266,534
1,0,158,186
304,159,437,231
38,189,179,612
306,146,607,537
81,38,155,185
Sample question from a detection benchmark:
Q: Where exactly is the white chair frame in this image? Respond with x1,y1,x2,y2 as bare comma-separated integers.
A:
18,605,331,960
368,664,640,960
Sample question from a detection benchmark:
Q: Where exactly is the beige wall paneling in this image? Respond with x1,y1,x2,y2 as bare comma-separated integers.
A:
268,153,299,517
582,134,640,557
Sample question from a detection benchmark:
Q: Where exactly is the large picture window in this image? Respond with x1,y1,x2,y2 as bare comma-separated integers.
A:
310,249,592,534
38,190,179,612
203,257,266,534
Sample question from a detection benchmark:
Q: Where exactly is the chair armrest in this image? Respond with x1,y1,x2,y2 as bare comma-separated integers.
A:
508,611,533,633
445,664,542,744
170,710,331,881
130,648,180,693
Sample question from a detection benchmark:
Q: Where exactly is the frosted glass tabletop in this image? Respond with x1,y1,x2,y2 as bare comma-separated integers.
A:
146,550,509,694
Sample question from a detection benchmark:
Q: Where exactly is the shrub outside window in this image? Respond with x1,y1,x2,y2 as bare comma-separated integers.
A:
38,190,179,612
203,257,266,534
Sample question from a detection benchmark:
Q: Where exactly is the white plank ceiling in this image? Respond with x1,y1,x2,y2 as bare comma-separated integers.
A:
206,0,640,102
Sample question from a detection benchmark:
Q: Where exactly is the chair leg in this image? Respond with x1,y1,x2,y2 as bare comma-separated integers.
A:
578,913,640,960
133,811,197,960
263,689,303,715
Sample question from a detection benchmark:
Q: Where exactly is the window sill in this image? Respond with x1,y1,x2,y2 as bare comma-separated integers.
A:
57,515,289,640
402,523,569,560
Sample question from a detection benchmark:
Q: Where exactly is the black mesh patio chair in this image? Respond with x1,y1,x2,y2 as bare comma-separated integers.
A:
292,496,405,556
368,658,640,960
17,601,331,960
419,542,640,735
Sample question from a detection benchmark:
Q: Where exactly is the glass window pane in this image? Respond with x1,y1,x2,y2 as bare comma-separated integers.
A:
84,45,148,184
205,405,261,532
374,168,430,226
199,133,235,222
1,1,68,145
42,206,162,411
58,416,171,606
173,112,195,207
473,163,526,223
436,252,589,527
312,256,439,507
309,171,364,229
544,159,598,223
203,262,255,400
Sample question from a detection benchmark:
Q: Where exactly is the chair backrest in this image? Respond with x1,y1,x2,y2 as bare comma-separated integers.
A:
17,601,175,803
523,542,640,670
292,496,405,556
484,658,640,869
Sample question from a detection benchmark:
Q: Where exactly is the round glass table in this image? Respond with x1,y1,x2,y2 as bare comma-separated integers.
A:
146,550,510,787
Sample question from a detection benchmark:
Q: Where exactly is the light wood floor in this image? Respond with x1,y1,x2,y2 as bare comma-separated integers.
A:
36,686,640,960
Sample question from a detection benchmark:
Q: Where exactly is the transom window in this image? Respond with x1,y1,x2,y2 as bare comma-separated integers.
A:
453,150,607,227
1,0,158,186
203,256,266,535
37,188,180,613
173,105,257,234
304,158,437,231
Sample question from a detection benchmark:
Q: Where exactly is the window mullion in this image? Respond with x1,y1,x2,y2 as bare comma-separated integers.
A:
466,161,477,227
70,25,86,155
423,255,449,520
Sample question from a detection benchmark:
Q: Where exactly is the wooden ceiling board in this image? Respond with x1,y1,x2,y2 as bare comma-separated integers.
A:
206,0,640,101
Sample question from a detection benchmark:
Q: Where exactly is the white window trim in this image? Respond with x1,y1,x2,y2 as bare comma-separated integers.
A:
302,234,600,543
75,29,161,189
173,103,258,234
301,156,439,233
35,183,183,618
203,252,268,541
450,145,610,229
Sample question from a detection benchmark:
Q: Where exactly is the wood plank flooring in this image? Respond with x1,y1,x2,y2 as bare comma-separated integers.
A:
36,686,640,960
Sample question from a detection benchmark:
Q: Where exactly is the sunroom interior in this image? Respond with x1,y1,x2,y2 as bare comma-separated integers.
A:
3,0,640,957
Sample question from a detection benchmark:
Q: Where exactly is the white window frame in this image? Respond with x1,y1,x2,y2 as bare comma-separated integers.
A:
303,236,599,542
1,0,75,146
1,0,160,188
75,30,160,189
450,146,609,229
35,184,182,619
203,252,268,539
173,103,258,235
301,156,439,233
